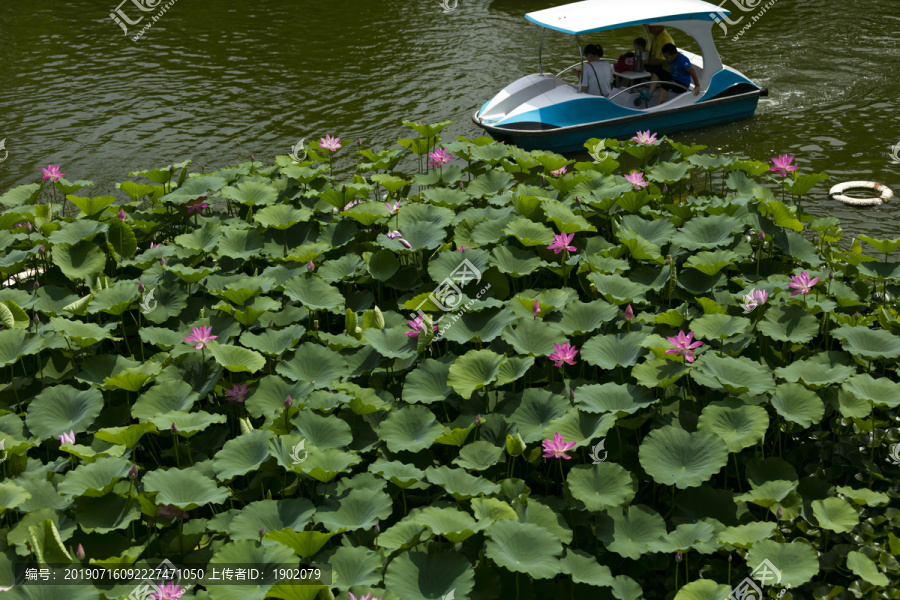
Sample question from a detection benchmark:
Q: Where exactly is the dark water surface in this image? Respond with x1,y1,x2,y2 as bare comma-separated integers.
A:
1,0,899,237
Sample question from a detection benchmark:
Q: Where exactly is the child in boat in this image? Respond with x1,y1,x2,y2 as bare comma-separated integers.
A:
633,37,648,71
578,44,613,97
648,43,700,106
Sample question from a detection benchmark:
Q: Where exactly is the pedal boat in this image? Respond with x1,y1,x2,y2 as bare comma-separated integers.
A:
472,0,768,152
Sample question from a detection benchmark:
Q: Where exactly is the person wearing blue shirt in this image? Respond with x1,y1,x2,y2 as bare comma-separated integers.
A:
648,43,700,106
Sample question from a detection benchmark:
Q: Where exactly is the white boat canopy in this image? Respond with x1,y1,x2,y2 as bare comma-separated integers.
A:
525,0,730,35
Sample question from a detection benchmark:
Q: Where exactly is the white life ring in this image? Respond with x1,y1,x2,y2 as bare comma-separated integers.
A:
830,181,894,206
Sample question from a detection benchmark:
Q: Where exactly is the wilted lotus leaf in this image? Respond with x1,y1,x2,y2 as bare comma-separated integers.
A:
639,426,728,489
26,385,103,440
745,539,819,587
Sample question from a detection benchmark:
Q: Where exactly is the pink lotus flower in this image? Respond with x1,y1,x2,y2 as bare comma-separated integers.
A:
58,430,75,444
385,199,402,214
41,164,65,181
457,246,469,251
625,170,649,190
386,230,402,239
665,330,703,363
150,242,160,249
789,271,819,296
117,208,127,222
547,232,576,254
405,315,438,338
624,304,634,322
320,135,342,152
344,199,361,211
400,239,412,249
549,341,578,367
348,593,382,600
225,383,248,403
150,582,185,600
155,504,189,520
631,130,658,144
550,166,567,177
307,260,315,272
769,154,798,177
76,544,85,560
542,432,577,460
532,299,541,316
428,147,451,167
186,198,209,214
741,289,769,313
183,325,217,349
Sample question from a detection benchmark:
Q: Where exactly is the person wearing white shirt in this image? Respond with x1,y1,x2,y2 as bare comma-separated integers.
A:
578,44,612,97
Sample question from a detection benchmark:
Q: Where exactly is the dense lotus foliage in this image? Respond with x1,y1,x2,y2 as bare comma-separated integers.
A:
1,121,900,600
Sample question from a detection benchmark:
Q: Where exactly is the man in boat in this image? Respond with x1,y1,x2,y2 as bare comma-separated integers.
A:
578,44,613,97
642,24,674,80
648,43,701,106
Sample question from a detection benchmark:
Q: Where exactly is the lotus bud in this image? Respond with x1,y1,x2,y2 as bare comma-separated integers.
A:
675,551,683,563
475,414,482,426
171,423,178,434
284,395,293,407
38,244,45,254
251,154,255,161
307,261,315,272
259,526,265,538
203,278,208,287
570,388,575,399
758,230,765,241
374,522,380,533
829,270,834,280
148,518,155,526
269,321,275,328
159,257,165,266
341,185,346,193
663,185,668,194
33,313,40,325
728,553,733,562
505,433,527,457
26,222,33,233
139,280,145,293
128,464,138,479
170,166,175,175
76,544,85,560
357,138,363,146
459,181,464,189
575,196,581,204
624,304,634,322
689,184,694,192
776,506,783,518
33,280,40,291
532,299,540,316
854,311,860,320
118,208,127,222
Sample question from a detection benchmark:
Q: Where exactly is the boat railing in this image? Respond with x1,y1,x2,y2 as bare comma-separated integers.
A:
555,59,616,80
608,81,692,101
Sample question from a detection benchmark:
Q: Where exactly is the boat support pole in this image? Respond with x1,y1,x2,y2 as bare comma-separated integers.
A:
538,28,545,75
575,34,583,82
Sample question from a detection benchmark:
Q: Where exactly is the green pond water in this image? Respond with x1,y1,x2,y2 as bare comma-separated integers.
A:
1,0,899,238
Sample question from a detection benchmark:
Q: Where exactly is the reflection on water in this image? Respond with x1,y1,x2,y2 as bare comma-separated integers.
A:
1,0,899,237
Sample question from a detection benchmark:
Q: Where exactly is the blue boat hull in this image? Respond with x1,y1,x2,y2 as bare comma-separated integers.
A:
472,90,762,153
